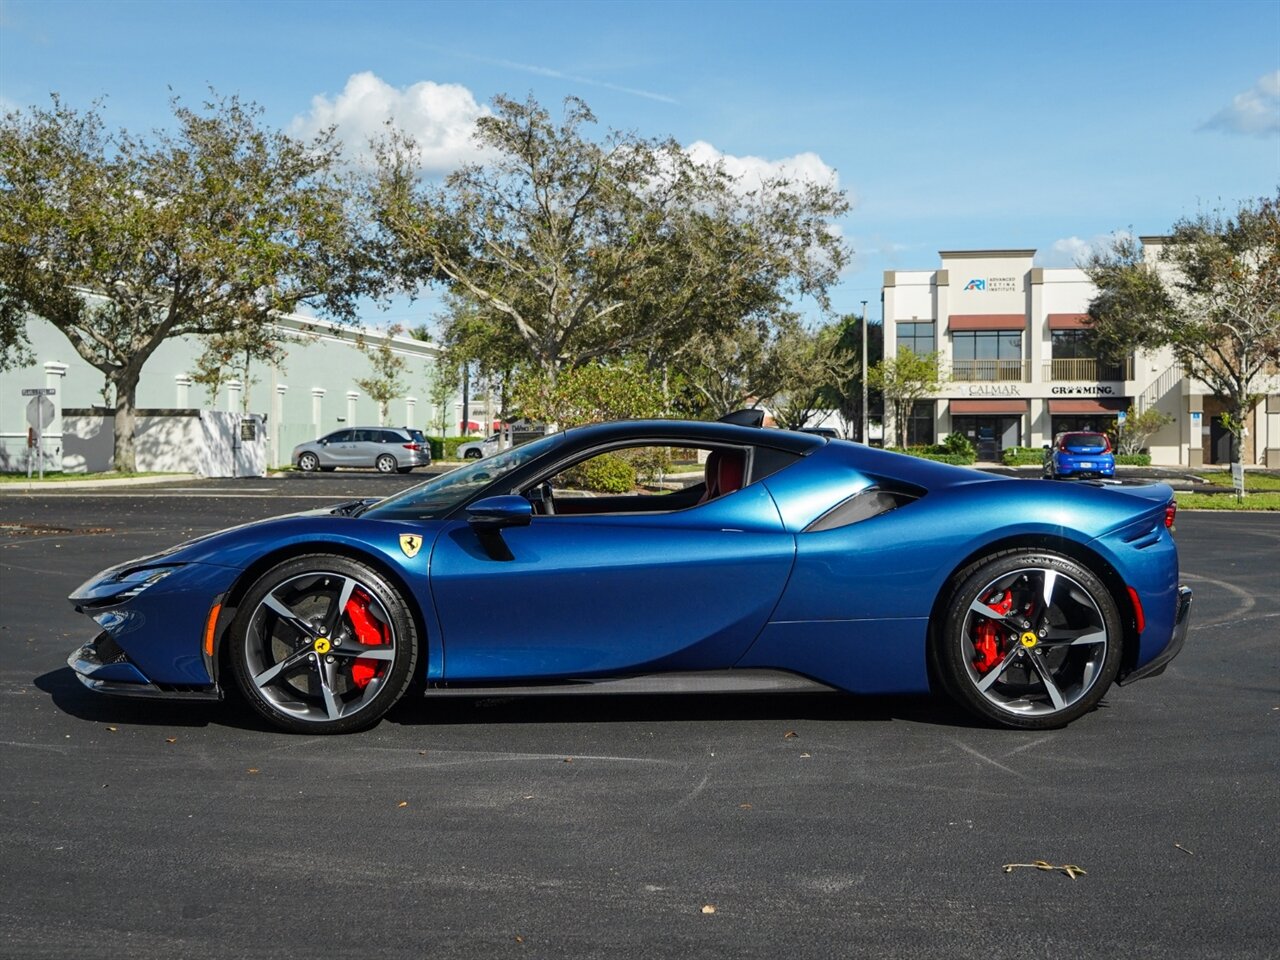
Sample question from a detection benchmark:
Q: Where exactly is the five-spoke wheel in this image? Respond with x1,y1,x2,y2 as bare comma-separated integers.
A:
935,550,1122,729
375,454,397,473
297,452,320,472
229,555,418,733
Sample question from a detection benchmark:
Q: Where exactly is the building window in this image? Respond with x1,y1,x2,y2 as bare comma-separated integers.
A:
907,401,935,446
1049,330,1130,381
898,322,935,355
952,331,1024,380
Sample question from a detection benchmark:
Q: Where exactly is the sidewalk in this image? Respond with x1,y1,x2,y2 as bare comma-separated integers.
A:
0,473,197,493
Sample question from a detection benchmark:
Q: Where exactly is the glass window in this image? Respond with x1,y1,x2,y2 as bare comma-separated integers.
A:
898,322,935,355
906,401,935,446
323,430,353,443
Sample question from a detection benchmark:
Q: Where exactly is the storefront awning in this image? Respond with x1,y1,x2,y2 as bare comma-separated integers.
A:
947,314,1027,331
1048,399,1128,414
950,399,1030,414
1047,313,1092,330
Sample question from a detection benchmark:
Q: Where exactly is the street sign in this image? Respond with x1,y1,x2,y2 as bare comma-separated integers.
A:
1116,410,1127,425
21,387,56,397
1231,462,1245,500
26,396,55,430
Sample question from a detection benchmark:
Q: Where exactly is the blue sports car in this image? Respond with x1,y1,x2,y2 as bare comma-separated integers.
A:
68,415,1191,733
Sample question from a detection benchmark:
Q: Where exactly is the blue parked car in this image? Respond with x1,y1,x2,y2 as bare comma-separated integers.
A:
1043,431,1116,480
68,415,1188,733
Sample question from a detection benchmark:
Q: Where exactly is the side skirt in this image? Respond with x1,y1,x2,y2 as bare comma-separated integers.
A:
424,669,838,698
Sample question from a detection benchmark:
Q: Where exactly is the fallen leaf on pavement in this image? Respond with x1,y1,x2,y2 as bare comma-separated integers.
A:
165,738,176,744
1002,860,1087,880
783,730,798,739
397,801,408,808
701,905,716,914
738,803,753,810
1174,843,1194,856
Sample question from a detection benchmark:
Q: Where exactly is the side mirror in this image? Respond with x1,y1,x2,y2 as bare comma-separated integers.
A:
466,495,532,530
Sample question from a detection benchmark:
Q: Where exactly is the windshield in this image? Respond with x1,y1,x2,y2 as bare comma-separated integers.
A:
363,432,565,520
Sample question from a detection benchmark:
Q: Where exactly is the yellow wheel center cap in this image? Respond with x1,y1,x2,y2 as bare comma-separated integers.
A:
314,637,331,654
1019,632,1038,649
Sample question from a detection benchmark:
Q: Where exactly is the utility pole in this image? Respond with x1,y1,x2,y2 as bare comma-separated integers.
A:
860,299,869,444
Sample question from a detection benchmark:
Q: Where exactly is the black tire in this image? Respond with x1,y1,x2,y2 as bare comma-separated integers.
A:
375,453,397,473
933,549,1122,729
228,555,419,734
464,449,482,459
297,452,320,472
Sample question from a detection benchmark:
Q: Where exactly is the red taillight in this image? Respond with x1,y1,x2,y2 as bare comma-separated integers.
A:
1058,439,1069,452
403,443,420,451
1102,435,1113,453
1127,586,1146,634
1165,501,1177,529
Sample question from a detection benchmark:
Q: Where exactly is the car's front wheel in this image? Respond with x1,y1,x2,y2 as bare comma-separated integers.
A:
297,452,320,472
228,555,418,734
933,550,1122,729
463,449,482,459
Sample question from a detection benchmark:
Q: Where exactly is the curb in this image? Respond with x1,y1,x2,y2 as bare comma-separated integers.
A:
0,473,198,492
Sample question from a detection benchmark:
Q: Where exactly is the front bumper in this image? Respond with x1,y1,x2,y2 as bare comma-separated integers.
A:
68,632,221,700
1119,585,1192,685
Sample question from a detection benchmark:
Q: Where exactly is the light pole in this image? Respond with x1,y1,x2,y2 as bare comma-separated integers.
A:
860,299,869,444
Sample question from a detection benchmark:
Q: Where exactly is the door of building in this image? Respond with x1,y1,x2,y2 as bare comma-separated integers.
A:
952,416,1022,462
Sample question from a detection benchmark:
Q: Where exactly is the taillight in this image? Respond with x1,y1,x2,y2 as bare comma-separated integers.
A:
1102,435,1113,453
403,443,420,451
1165,501,1177,529
1058,439,1069,452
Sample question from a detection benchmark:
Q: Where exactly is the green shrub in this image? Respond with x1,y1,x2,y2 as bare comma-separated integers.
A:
1115,453,1152,466
564,453,635,493
1002,446,1045,466
941,432,976,459
426,435,484,460
885,446,975,465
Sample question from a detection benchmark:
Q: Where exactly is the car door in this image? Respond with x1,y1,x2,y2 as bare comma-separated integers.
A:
429,481,796,681
317,429,353,466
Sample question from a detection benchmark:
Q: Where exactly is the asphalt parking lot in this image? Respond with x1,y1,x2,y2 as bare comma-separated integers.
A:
1,477,1277,959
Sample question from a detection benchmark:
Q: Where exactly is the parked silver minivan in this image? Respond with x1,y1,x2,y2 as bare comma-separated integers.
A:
292,427,432,473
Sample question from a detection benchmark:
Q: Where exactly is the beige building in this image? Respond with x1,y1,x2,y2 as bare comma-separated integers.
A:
882,244,1280,467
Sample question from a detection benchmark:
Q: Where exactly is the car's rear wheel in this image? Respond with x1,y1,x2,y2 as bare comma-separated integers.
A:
297,452,319,472
375,453,397,473
228,555,418,734
934,550,1122,729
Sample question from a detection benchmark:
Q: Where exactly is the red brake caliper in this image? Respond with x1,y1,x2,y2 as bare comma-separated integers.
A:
973,589,1014,674
344,590,390,689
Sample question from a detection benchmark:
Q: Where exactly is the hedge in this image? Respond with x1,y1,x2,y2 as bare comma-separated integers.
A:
564,453,636,493
885,446,975,465
425,435,484,460
1002,446,1045,466
1115,453,1152,466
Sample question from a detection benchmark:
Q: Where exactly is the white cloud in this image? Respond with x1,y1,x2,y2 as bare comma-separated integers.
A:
1203,71,1280,137
1036,231,1133,268
291,72,489,173
684,140,844,196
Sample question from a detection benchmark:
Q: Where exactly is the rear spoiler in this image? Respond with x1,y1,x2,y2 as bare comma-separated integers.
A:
718,409,765,428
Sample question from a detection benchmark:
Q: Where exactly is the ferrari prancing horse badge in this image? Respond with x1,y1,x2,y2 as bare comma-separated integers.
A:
399,533,423,558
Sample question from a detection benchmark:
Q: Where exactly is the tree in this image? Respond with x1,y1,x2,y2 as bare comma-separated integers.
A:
509,361,664,428
768,319,857,430
823,312,883,441
368,94,849,394
0,94,364,470
426,357,457,437
354,325,410,425
1086,196,1280,462
671,317,777,419
1111,405,1174,455
868,347,945,447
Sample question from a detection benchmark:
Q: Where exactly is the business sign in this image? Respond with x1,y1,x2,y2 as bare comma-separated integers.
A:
963,277,1018,292
1050,384,1118,396
966,383,1025,397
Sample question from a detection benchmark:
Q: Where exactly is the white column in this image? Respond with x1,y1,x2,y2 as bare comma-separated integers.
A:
226,380,242,413
311,388,326,431
174,374,192,408
43,361,68,471
273,384,288,468
404,397,417,429
346,390,359,425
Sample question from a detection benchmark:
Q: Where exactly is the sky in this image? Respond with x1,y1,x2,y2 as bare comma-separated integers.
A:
2,0,1277,331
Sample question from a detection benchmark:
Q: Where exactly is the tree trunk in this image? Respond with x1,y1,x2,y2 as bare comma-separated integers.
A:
112,370,140,473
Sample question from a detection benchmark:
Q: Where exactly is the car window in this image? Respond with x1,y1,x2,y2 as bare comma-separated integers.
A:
324,430,353,443
379,430,405,444
364,433,567,520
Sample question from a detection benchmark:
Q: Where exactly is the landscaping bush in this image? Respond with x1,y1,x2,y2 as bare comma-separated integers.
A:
1002,446,1045,466
941,432,976,460
885,445,975,465
426,435,484,460
1115,453,1152,466
564,453,635,493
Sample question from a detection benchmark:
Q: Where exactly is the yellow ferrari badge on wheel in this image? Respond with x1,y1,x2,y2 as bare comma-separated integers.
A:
399,533,423,558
